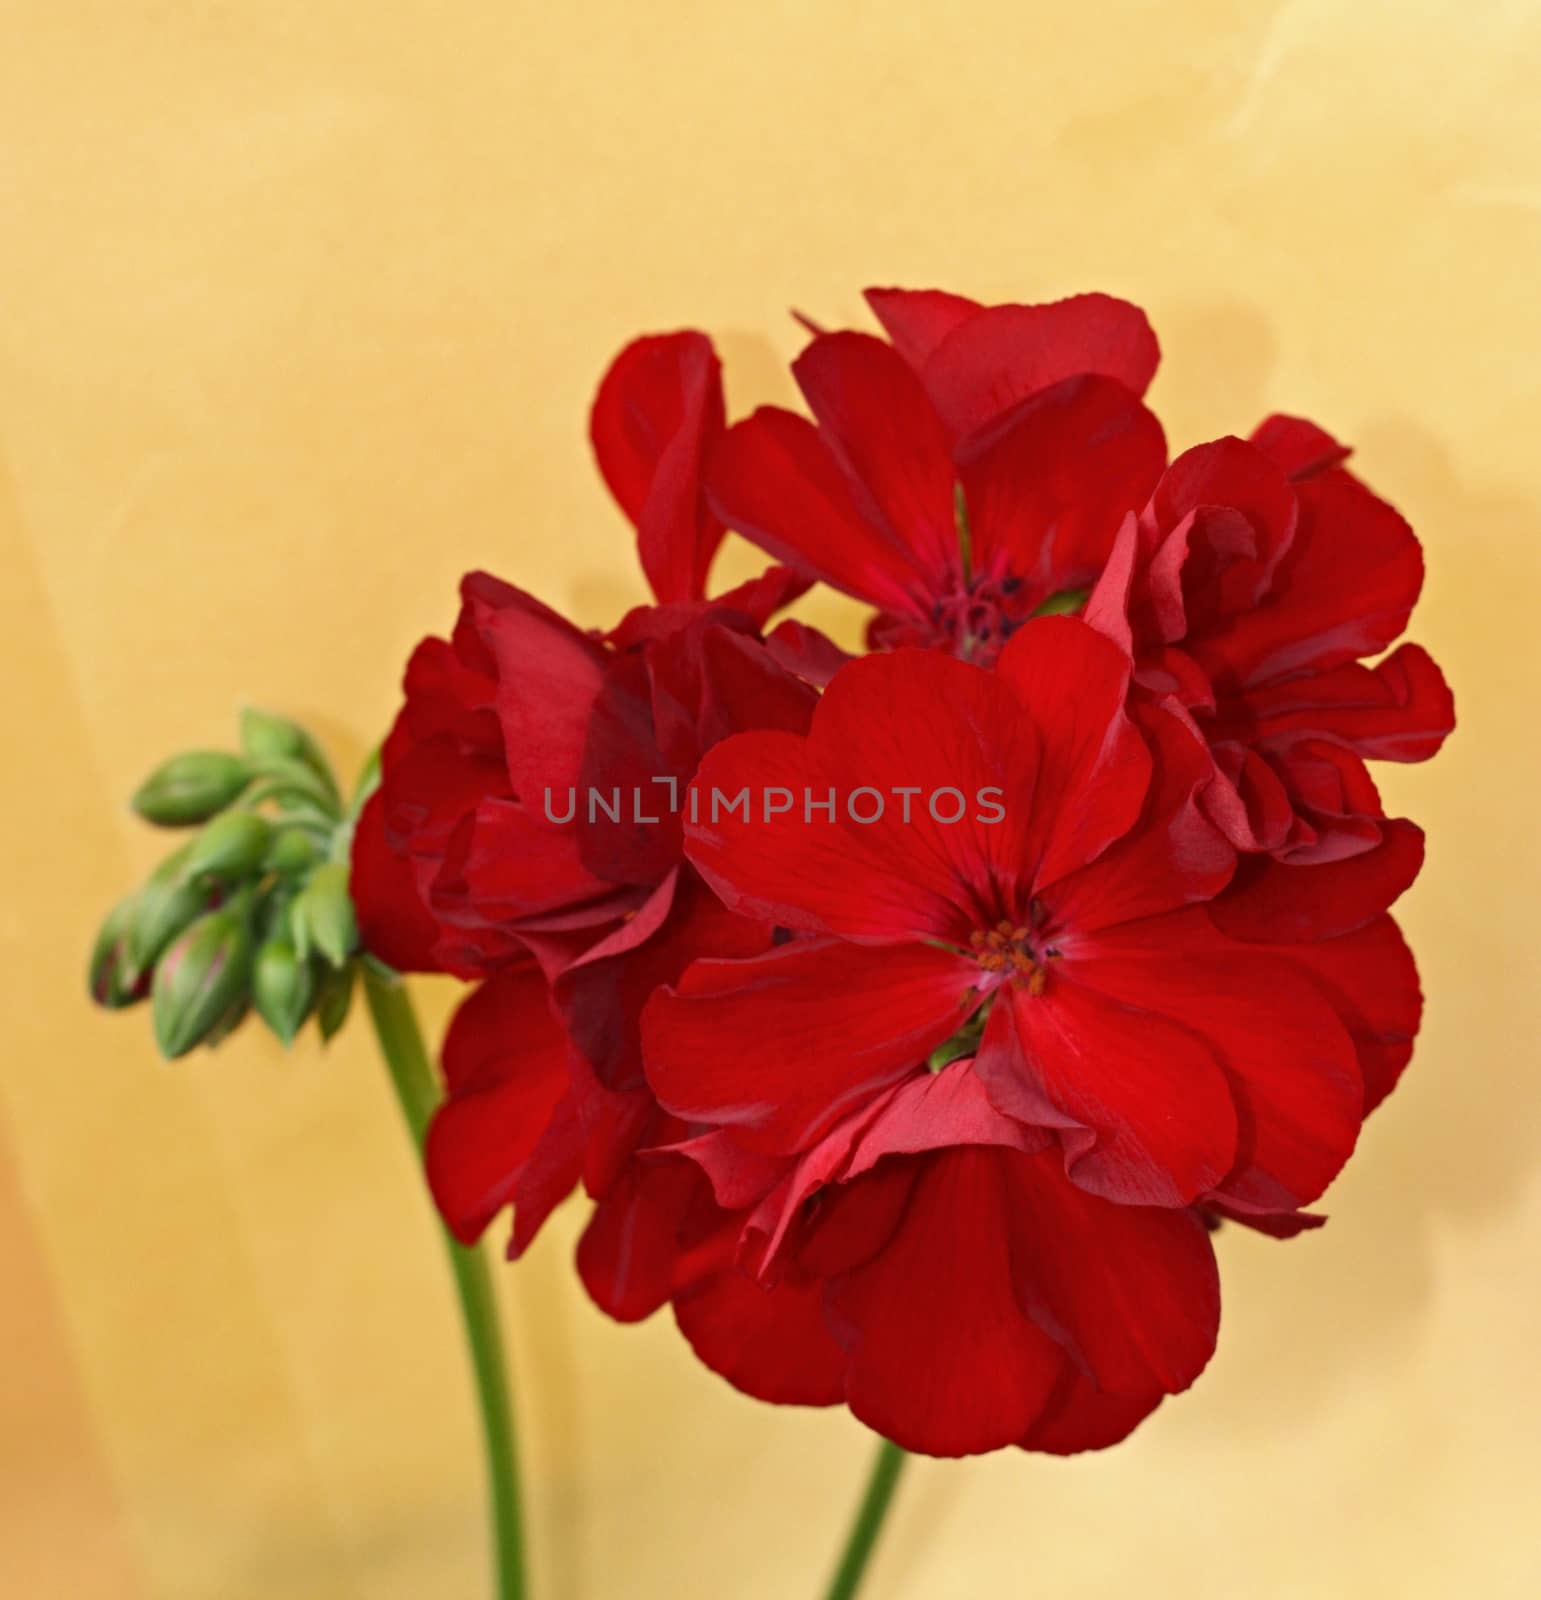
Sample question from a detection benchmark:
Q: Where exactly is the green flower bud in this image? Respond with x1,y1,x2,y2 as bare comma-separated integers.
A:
131,751,250,826
126,846,210,974
240,708,340,803
151,909,255,1059
291,862,357,968
184,810,273,882
264,827,319,877
203,994,251,1049
314,963,355,1042
88,895,150,1009
252,937,317,1047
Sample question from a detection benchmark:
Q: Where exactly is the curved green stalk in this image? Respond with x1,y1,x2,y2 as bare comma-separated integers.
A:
363,968,528,1600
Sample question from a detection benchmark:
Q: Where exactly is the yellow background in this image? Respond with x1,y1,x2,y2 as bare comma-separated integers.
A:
2,2,1537,1595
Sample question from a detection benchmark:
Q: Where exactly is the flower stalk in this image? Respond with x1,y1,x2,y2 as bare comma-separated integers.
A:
822,1439,909,1600
362,967,529,1600
361,960,531,1600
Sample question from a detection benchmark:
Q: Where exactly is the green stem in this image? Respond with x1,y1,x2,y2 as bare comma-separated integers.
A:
822,1439,909,1600
363,968,528,1600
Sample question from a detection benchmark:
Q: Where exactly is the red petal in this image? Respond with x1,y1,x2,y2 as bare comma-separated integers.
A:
1068,916,1363,1211
1019,1369,1165,1455
1210,819,1424,942
992,976,1237,1207
576,1153,711,1323
1043,701,1235,932
674,1268,847,1405
921,293,1160,437
957,375,1166,597
643,938,978,1152
1249,414,1353,481
708,408,925,610
425,968,577,1245
1003,1147,1220,1394
791,331,957,576
1272,914,1422,1114
465,574,612,801
864,285,983,369
826,1147,1066,1455
1194,465,1425,689
350,788,445,972
1234,642,1454,764
995,618,1153,889
590,331,727,603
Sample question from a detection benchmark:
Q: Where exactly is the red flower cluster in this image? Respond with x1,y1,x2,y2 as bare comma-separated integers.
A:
352,289,1451,1457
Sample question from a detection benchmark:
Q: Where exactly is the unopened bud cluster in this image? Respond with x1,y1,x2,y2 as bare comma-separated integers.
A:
88,708,374,1059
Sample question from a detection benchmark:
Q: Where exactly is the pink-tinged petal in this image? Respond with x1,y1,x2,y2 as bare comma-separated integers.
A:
957,375,1167,598
1273,914,1422,1114
1193,465,1425,689
351,789,445,972
465,572,612,800
1067,917,1362,1211
825,1147,1066,1456
1210,819,1424,942
1236,642,1455,764
708,408,926,611
792,330,958,576
1019,1369,1165,1455
643,938,980,1152
590,330,727,603
995,618,1153,888
425,968,578,1246
864,285,983,369
1249,414,1352,481
674,1268,846,1406
995,978,1237,1207
1082,511,1140,654
1044,702,1235,932
841,1059,1050,1172
1004,1148,1220,1395
922,293,1160,437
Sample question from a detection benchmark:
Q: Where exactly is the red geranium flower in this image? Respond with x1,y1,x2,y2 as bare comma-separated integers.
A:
636,623,1421,1452
707,288,1168,663
1085,417,1455,940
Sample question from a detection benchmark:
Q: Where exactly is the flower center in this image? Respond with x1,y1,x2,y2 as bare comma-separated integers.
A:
970,921,1047,995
